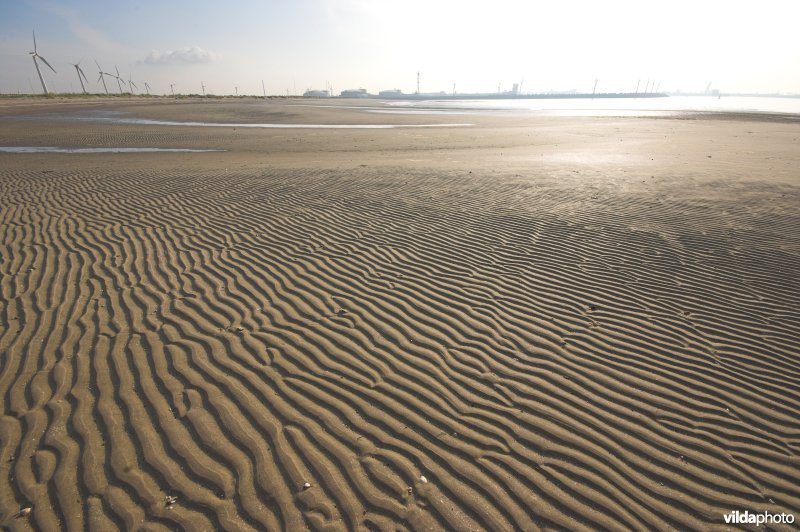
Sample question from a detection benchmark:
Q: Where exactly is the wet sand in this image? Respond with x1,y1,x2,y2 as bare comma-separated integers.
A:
1,98,799,530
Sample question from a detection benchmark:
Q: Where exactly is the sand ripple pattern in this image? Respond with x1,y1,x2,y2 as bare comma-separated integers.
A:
1,167,799,531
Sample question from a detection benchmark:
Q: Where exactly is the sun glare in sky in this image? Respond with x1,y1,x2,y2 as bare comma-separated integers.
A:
1,0,799,96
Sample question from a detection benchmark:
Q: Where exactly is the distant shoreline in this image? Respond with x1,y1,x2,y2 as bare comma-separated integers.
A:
3,92,800,101
1,93,798,120
353,92,669,100
0,92,668,100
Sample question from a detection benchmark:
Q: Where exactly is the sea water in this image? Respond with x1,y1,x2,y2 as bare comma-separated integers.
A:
379,95,800,117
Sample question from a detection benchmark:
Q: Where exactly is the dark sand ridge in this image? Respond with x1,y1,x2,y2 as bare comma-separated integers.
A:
0,100,799,530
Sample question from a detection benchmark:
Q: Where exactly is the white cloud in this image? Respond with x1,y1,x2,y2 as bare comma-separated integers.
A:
144,47,219,65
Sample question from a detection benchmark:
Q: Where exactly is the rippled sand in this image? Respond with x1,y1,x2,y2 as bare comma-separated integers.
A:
1,97,798,530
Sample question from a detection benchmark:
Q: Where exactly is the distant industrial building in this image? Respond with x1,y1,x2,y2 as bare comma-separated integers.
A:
340,88,369,98
303,89,330,97
378,89,403,97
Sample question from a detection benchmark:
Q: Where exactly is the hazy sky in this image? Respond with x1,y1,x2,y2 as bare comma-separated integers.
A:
2,0,799,96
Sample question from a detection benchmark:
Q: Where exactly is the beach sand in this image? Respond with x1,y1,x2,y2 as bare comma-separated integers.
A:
1,98,798,530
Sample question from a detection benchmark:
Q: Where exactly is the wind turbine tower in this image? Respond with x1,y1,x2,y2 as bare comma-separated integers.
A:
416,71,420,95
201,81,206,96
95,60,109,94
170,83,176,96
113,66,126,93
127,73,137,95
71,59,89,94
29,31,56,94
144,82,151,96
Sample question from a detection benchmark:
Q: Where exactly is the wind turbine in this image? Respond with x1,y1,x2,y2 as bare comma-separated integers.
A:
144,82,151,95
71,58,89,94
111,66,126,93
95,60,109,94
170,83,175,96
127,73,137,95
29,31,56,94
201,80,206,96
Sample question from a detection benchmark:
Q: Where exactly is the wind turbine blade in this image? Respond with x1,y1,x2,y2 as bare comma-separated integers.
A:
115,66,120,76
79,66,89,84
32,30,37,53
94,59,102,70
39,55,56,73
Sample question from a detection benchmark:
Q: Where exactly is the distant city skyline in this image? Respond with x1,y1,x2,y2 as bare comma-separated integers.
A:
1,0,799,96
